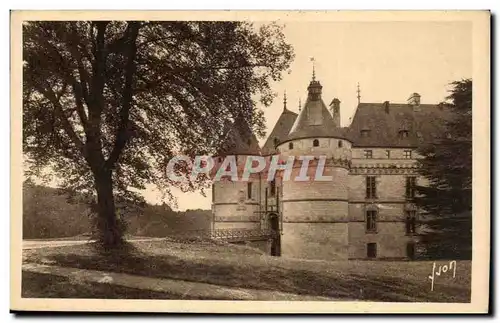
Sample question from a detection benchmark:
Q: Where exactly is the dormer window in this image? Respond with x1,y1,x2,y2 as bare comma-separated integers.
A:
399,130,409,138
313,139,319,147
288,142,294,150
273,137,279,147
360,129,371,137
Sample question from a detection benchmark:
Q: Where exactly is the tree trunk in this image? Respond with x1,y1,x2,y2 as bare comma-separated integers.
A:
94,169,123,249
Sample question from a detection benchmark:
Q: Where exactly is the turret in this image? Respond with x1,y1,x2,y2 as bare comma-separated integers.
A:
211,116,262,231
276,73,352,260
330,98,341,128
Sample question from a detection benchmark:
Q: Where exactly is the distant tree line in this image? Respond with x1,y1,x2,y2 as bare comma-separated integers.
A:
23,181,212,239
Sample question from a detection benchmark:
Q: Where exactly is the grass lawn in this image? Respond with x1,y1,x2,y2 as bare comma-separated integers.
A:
23,239,471,302
21,271,188,299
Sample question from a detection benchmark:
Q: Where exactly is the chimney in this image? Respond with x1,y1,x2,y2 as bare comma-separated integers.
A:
408,92,421,106
383,101,390,114
329,98,341,127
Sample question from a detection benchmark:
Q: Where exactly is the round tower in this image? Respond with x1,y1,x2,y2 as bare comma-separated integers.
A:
211,117,262,231
277,77,352,260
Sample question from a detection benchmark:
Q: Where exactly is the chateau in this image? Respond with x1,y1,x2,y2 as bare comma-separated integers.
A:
211,74,449,261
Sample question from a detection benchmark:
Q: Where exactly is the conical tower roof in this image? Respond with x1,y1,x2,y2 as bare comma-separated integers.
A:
285,78,346,142
216,116,261,156
262,93,298,155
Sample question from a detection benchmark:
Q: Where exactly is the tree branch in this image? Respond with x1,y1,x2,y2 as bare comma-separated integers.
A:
38,83,85,155
106,22,140,169
68,24,92,106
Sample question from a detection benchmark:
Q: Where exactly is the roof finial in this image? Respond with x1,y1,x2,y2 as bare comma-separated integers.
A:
356,82,361,104
283,90,287,110
298,98,301,112
310,57,316,81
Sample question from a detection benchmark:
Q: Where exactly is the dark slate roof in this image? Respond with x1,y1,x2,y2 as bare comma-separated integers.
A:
216,117,261,156
284,84,346,142
346,102,452,147
261,108,298,155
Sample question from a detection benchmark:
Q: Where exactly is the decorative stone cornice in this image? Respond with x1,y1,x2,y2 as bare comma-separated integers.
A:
283,157,351,170
350,163,419,175
214,215,261,222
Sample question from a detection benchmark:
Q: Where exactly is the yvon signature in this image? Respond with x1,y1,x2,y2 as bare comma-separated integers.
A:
428,261,457,291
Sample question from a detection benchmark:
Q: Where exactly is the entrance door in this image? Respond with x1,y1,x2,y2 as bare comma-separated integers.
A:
268,213,281,257
407,242,416,260
367,243,377,258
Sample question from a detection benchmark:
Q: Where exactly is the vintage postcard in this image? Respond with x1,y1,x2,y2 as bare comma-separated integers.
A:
10,10,490,313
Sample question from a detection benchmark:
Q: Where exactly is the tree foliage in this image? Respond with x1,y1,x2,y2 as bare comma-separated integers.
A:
23,21,294,247
415,79,472,259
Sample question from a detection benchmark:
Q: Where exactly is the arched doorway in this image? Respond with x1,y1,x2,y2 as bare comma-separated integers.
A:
268,212,281,256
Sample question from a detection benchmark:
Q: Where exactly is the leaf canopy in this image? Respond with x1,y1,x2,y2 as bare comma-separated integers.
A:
23,21,294,206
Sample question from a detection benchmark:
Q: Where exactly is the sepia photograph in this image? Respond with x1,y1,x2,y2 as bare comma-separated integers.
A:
10,10,490,313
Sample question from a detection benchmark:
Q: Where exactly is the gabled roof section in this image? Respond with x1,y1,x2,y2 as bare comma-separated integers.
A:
285,79,346,142
347,102,452,147
216,116,261,156
261,108,298,155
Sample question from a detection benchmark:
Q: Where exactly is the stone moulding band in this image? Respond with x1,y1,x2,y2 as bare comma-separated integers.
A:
283,219,349,223
214,219,261,222
282,198,349,203
350,168,419,175
350,163,419,175
348,219,412,223
349,200,413,204
277,219,413,223
212,202,260,206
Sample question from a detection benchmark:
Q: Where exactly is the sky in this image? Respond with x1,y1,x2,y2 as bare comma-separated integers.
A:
144,21,473,210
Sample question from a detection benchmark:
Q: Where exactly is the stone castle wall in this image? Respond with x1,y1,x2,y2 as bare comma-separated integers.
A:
211,144,422,260
278,137,351,260
212,156,264,231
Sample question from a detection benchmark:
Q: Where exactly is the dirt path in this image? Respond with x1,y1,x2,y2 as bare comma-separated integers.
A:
22,263,337,301
22,237,166,250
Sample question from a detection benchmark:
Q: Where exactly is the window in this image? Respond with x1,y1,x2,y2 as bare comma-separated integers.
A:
338,140,343,148
385,150,391,159
288,142,294,150
366,176,377,199
269,179,276,197
364,150,373,159
405,177,417,199
366,210,377,233
407,242,416,260
361,130,370,137
405,211,417,234
313,139,319,147
404,150,412,159
247,182,253,200
400,130,409,138
367,243,377,258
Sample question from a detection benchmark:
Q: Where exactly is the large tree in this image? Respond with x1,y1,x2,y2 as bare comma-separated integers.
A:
415,79,472,259
23,21,294,248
